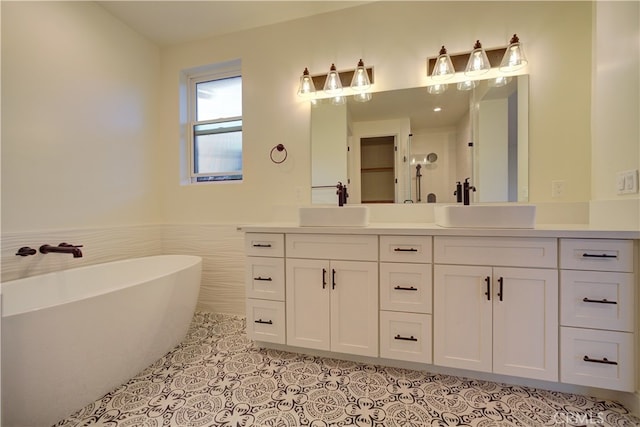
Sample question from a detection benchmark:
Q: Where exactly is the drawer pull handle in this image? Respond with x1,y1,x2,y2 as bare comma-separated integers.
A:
394,334,418,342
582,253,617,259
254,319,273,325
394,286,418,291
497,277,504,301
253,243,272,248
254,276,272,281
322,268,327,289
583,297,617,305
583,355,618,365
485,276,491,301
394,248,418,252
332,269,336,290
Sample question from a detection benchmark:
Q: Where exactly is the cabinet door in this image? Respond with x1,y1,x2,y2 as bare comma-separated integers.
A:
492,267,558,381
330,260,379,357
434,265,492,372
286,258,330,351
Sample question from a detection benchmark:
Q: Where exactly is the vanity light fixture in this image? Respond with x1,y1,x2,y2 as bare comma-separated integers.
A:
464,40,491,76
488,75,512,88
431,46,455,80
457,80,477,91
433,106,442,112
500,34,527,72
353,92,372,103
427,83,448,95
350,59,371,91
323,64,343,95
331,95,346,105
297,61,374,102
297,67,316,97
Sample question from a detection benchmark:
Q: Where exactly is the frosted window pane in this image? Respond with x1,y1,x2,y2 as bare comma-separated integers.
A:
196,76,242,121
194,131,242,174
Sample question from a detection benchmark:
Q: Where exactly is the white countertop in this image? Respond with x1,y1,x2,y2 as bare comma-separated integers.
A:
240,222,640,239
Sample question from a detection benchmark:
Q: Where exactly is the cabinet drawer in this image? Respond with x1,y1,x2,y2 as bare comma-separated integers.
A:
246,299,286,344
286,234,377,261
380,311,432,363
245,257,285,301
380,235,432,263
434,236,557,268
380,263,432,313
560,239,633,272
560,327,634,392
245,233,285,257
560,271,634,332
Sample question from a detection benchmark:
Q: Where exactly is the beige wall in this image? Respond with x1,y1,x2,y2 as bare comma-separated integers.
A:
159,1,594,224
1,1,161,232
1,1,637,276
589,1,639,228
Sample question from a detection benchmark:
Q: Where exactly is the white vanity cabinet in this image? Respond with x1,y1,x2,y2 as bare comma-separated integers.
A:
245,233,286,344
433,236,558,381
379,235,433,363
559,239,636,392
285,234,379,357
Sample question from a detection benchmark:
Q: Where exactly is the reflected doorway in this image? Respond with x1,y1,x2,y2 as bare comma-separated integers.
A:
360,136,395,203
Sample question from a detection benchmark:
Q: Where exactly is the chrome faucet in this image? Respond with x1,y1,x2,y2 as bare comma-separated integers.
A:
463,178,476,205
39,243,83,258
336,182,349,206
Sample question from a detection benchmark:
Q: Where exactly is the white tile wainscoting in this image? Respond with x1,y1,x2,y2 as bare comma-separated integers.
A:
1,223,247,315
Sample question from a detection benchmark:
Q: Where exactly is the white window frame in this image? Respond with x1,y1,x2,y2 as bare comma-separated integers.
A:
184,59,242,184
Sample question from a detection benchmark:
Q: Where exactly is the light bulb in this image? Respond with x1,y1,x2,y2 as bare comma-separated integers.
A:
431,46,455,81
323,64,343,95
464,40,490,76
350,59,371,91
500,34,528,72
297,67,316,97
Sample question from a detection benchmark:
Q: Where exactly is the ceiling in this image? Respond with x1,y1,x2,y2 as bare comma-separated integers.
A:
98,1,370,47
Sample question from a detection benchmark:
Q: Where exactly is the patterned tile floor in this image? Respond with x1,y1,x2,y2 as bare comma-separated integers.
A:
56,312,640,427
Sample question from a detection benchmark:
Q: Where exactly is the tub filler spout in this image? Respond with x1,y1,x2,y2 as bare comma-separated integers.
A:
39,243,83,258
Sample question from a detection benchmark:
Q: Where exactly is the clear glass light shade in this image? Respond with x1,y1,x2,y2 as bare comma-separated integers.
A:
323,64,343,95
488,76,512,88
297,67,316,97
350,59,371,91
457,80,477,91
464,41,491,76
427,83,448,95
500,34,528,72
331,95,346,105
353,92,372,103
431,46,455,80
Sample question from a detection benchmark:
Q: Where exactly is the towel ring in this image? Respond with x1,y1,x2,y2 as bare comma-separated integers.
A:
270,144,288,164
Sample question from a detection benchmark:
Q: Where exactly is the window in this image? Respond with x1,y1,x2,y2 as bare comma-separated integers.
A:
186,62,242,183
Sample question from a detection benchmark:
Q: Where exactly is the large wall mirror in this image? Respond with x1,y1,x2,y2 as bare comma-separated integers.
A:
311,75,529,205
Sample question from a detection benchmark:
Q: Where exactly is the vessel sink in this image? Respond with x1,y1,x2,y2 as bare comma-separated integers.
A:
434,204,536,229
299,205,369,227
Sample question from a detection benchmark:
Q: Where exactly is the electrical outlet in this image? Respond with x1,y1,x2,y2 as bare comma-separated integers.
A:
551,180,565,198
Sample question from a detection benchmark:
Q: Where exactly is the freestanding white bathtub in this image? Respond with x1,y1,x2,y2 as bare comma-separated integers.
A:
1,254,202,427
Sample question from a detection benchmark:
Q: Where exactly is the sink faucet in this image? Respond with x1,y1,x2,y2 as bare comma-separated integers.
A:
336,182,349,206
463,178,476,205
39,243,83,258
454,181,463,203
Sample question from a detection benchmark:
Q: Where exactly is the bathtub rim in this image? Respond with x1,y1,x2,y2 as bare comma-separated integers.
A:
1,254,202,318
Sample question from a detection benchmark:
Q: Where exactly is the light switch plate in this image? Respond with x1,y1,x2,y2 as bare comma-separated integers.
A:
617,169,639,194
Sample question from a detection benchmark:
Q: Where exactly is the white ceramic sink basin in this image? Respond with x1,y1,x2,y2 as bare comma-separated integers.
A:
434,204,536,229
299,205,369,227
